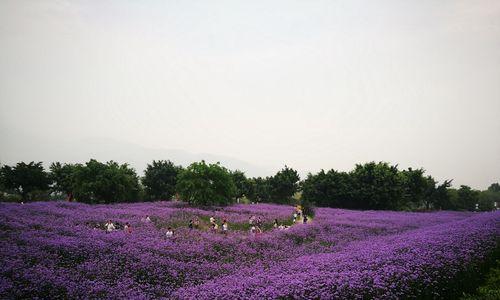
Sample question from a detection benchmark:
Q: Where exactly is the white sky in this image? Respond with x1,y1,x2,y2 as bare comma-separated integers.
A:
1,0,499,189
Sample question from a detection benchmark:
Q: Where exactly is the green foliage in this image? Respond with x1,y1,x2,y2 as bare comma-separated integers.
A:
230,170,250,200
462,260,500,300
0,193,23,202
50,162,78,198
268,166,300,204
488,183,500,193
176,161,236,206
427,178,453,210
72,159,141,204
477,190,498,211
400,168,428,208
301,169,351,208
2,158,497,212
0,162,50,201
0,163,4,192
350,162,404,210
301,162,454,211
142,160,182,200
246,167,299,204
246,177,272,202
457,185,480,211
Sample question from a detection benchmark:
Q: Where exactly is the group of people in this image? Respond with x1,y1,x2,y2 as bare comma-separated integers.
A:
103,220,132,234
208,216,229,233
100,214,153,234
248,215,264,234
98,208,310,238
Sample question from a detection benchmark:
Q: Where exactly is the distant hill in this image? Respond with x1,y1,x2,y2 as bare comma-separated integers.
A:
0,129,270,176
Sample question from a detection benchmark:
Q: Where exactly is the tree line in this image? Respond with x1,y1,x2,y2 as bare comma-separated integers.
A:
0,160,498,211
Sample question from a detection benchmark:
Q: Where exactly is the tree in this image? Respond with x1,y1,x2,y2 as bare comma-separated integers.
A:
301,169,352,208
400,168,428,209
480,183,500,211
427,178,453,210
457,185,480,211
0,163,5,192
50,162,78,200
350,162,404,210
230,170,250,200
246,177,272,203
142,160,182,200
488,183,500,193
478,190,497,211
268,166,300,204
0,162,50,201
176,161,236,206
72,159,141,204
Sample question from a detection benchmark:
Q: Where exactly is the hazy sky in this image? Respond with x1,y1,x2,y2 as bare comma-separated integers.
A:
1,0,499,189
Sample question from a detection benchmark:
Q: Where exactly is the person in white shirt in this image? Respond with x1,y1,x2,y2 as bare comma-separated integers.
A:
250,225,256,235
293,213,297,223
105,220,115,233
222,219,228,233
166,227,174,238
209,216,215,224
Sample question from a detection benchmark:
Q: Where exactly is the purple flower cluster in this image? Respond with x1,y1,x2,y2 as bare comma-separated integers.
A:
0,201,498,299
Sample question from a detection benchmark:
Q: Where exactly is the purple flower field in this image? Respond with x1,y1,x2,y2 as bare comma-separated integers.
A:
0,201,498,299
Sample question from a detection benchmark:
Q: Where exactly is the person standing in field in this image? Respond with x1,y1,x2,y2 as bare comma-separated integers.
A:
194,218,200,229
211,222,219,233
222,219,228,233
250,225,256,236
166,227,174,238
293,212,297,223
124,222,132,233
303,215,308,224
273,219,279,228
210,216,216,225
188,219,193,230
105,220,115,233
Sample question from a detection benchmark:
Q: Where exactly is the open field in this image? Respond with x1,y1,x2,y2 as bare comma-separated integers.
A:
0,201,498,299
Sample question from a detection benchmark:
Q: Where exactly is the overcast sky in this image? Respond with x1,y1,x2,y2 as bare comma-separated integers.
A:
1,0,499,189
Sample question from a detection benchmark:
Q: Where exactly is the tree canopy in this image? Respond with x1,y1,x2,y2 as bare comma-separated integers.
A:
1,162,50,201
142,160,182,200
0,159,497,212
71,160,141,204
176,161,236,206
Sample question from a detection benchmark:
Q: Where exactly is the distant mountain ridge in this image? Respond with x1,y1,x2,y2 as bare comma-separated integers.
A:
0,131,271,177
